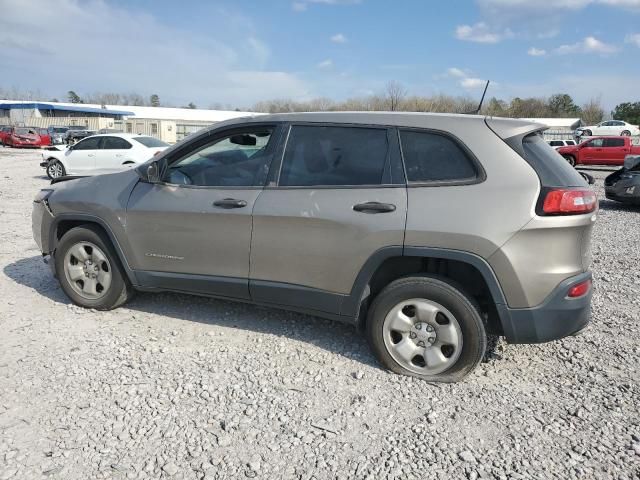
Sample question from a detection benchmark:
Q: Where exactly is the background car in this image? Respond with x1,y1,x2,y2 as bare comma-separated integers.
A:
558,136,640,166
605,155,640,205
0,126,12,145
575,120,640,137
37,128,51,147
64,125,95,145
47,126,70,145
548,139,576,149
41,133,169,179
4,127,43,148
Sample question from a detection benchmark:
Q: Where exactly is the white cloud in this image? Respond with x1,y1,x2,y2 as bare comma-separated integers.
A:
292,0,361,11
554,36,617,55
455,22,513,43
625,33,640,47
447,67,467,78
330,33,347,43
317,59,334,69
527,47,547,56
460,78,487,89
0,0,311,106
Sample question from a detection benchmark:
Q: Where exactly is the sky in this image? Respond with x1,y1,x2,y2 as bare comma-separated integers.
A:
1,0,639,110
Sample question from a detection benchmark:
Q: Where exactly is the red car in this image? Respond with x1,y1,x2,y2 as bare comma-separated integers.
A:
4,127,43,148
0,126,12,145
557,136,640,166
37,128,51,146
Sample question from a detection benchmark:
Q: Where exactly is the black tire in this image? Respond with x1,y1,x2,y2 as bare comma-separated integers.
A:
46,160,66,180
621,130,631,136
366,275,486,382
563,155,576,167
55,225,133,310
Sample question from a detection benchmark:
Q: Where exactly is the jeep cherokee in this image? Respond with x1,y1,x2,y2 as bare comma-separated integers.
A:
32,112,597,382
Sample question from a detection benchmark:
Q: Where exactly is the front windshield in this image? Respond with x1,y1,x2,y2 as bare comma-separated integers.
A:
52,127,68,133
15,128,35,135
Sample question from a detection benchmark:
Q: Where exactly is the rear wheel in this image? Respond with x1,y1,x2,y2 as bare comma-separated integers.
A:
366,276,486,382
621,130,631,136
563,155,576,167
55,225,133,310
46,160,65,179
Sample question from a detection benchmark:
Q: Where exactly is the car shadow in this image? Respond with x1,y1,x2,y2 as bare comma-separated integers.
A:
3,255,377,368
598,199,640,212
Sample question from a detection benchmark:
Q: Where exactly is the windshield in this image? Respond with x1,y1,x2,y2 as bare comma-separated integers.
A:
51,127,68,133
15,128,35,135
67,126,85,130
133,136,169,148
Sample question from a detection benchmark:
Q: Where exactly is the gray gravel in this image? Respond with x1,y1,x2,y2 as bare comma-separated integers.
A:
0,148,639,479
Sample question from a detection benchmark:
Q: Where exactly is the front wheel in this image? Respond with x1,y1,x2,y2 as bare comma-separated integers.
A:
563,155,576,167
621,130,631,136
55,225,133,310
46,160,66,179
366,276,486,382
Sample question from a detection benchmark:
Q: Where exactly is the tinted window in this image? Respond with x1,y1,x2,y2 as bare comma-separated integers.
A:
134,136,168,148
586,139,604,148
549,141,563,147
166,128,274,187
73,137,102,150
280,126,388,186
566,140,575,145
604,138,625,147
102,137,132,149
522,133,584,187
400,130,477,183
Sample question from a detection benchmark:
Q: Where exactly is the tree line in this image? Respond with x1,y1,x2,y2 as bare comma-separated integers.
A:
1,83,639,126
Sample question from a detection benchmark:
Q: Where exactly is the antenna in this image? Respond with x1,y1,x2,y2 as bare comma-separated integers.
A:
465,80,490,115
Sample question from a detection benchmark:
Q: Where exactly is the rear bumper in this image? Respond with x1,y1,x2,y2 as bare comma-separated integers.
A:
499,272,592,344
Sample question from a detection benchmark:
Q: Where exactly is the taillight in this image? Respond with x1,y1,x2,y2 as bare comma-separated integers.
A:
567,279,591,298
541,188,597,215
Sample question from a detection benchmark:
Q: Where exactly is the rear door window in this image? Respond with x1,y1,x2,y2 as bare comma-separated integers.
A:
399,130,479,183
101,136,132,149
549,141,563,147
279,125,389,186
604,138,625,147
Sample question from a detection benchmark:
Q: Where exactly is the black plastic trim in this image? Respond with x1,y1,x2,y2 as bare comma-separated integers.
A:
250,279,344,314
136,270,249,299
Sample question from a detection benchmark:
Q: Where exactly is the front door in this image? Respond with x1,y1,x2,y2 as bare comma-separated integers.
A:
249,124,407,315
580,138,604,164
125,125,281,299
64,136,102,174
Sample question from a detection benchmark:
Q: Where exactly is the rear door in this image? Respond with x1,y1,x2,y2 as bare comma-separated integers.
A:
249,123,407,315
602,137,628,165
98,136,134,170
63,136,102,174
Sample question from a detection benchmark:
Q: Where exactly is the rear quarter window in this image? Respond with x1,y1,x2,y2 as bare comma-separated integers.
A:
521,133,585,187
399,130,480,184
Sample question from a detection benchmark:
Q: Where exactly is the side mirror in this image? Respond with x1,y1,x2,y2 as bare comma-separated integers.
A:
147,161,161,183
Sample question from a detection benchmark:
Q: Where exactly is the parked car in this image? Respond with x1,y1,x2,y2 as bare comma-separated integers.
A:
575,120,640,137
557,136,640,166
0,126,12,145
604,155,640,205
32,113,597,382
40,133,169,179
4,126,44,148
47,126,70,145
548,139,576,149
37,128,51,147
64,125,95,145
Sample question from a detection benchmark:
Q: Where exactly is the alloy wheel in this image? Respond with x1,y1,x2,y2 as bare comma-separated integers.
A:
63,242,112,300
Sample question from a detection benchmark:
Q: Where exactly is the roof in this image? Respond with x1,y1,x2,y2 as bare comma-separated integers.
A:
0,100,257,122
0,101,133,116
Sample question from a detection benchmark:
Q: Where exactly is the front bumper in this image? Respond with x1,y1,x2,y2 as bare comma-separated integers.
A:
32,199,54,255
499,272,592,344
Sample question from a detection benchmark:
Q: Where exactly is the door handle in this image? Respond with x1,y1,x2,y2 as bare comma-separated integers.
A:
213,198,248,209
116,154,123,157
353,201,396,213
88,153,95,157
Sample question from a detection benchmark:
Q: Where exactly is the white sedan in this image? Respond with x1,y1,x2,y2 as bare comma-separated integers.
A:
575,120,640,138
41,133,169,179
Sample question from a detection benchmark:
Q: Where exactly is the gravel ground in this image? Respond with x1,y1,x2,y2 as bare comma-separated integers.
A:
0,148,638,480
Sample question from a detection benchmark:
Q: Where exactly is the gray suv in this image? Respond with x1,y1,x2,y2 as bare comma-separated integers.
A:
32,113,597,381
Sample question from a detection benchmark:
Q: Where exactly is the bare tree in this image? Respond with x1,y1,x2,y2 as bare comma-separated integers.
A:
384,81,406,111
581,96,605,125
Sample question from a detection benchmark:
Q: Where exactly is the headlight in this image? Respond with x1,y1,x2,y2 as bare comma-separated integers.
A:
33,189,53,203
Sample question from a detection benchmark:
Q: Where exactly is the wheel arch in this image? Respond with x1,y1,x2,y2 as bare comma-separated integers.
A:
344,247,508,336
49,214,138,286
